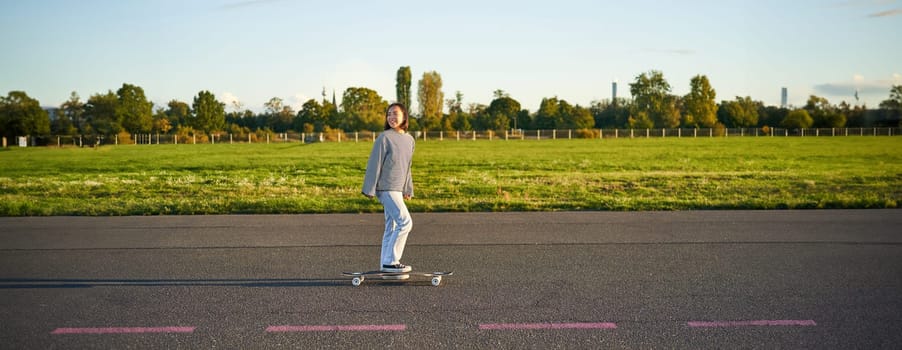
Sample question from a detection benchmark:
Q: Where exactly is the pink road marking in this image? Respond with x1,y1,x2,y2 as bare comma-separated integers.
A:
479,322,617,330
51,327,196,335
266,324,407,332
687,320,817,328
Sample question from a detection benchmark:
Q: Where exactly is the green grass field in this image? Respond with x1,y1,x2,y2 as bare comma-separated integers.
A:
0,137,899,215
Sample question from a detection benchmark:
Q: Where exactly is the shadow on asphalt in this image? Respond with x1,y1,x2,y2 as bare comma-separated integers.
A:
0,278,349,289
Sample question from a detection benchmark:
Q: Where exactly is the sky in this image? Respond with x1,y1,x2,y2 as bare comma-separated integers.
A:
2,0,900,114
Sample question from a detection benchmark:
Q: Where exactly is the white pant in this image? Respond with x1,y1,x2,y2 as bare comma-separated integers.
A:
377,191,412,266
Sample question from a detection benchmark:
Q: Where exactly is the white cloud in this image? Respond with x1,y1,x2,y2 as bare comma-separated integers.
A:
219,92,242,110
868,8,902,17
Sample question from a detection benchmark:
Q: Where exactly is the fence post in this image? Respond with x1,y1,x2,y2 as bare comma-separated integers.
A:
568,129,572,139
537,130,540,140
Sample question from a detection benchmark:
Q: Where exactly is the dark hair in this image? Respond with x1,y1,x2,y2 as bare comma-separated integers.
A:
384,102,409,131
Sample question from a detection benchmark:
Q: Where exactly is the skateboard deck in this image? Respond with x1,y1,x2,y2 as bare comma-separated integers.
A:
341,270,453,286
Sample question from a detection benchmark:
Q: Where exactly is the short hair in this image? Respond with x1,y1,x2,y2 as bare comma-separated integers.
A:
384,103,410,131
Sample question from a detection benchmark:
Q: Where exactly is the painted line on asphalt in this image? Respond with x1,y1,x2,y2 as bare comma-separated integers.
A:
51,326,196,334
479,322,617,330
266,324,407,332
687,320,817,328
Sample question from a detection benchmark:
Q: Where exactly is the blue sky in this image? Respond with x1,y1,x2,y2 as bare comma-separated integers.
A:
2,0,900,114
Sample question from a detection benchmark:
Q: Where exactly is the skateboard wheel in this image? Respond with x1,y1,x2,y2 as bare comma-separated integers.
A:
431,276,442,286
352,277,363,286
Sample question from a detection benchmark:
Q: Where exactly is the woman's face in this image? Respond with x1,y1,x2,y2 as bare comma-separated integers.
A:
387,106,405,129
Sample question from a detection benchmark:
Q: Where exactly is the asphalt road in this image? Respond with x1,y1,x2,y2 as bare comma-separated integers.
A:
1,210,900,349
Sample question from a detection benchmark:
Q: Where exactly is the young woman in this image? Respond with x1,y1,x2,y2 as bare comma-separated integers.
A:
362,103,415,274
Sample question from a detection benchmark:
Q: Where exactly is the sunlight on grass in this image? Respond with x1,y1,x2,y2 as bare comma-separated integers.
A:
0,137,899,215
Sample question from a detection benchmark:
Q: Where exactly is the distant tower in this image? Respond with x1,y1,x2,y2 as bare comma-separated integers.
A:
612,82,618,102
781,87,788,108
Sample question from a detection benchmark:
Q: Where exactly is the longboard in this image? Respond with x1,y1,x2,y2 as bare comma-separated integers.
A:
341,270,453,286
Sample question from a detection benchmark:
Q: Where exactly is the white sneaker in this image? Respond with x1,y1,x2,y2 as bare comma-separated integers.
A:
381,263,412,273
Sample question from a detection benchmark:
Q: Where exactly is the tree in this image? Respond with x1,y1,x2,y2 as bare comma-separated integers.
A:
878,85,902,110
804,95,846,128
591,99,631,128
396,66,412,109
759,106,789,128
262,97,294,132
486,95,521,131
629,70,680,127
341,87,387,131
569,105,595,130
264,97,283,116
0,91,50,141
191,90,226,134
116,83,153,134
533,97,593,130
719,96,759,127
781,109,813,129
660,97,682,128
628,111,654,129
296,99,326,132
683,75,718,127
152,108,172,134
445,91,470,131
58,91,85,135
534,97,562,129
417,71,444,131
165,100,191,129
84,91,120,134
877,85,901,126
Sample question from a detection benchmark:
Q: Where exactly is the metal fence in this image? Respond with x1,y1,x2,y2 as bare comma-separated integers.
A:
7,127,901,147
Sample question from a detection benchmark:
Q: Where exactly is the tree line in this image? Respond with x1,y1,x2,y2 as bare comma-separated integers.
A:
2,68,901,144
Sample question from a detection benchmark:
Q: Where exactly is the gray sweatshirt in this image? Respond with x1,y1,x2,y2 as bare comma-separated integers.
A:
362,129,415,197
